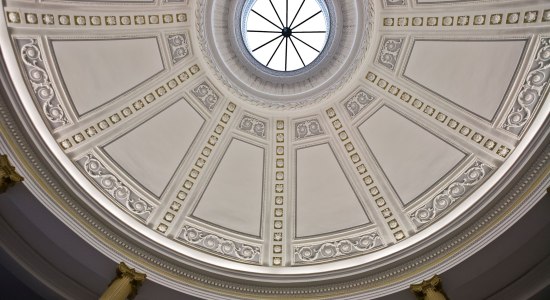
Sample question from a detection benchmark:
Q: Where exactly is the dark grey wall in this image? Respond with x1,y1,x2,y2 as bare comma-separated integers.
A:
0,175,548,300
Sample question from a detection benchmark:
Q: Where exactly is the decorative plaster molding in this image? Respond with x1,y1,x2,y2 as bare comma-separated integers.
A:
59,64,200,151
270,120,287,266
156,102,236,234
366,72,512,158
295,118,324,140
191,80,219,112
326,107,406,241
0,1,549,299
385,0,406,7
377,37,404,71
383,9,548,28
195,0,374,110
178,225,261,264
503,37,550,135
1,41,549,300
17,38,69,128
78,154,153,221
238,114,267,139
344,89,376,118
410,161,492,227
167,32,190,65
294,232,383,264
6,10,186,28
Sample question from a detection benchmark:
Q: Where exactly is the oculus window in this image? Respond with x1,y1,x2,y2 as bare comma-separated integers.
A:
242,0,330,72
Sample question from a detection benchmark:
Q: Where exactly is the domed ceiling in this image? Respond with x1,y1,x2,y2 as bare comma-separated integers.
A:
0,0,549,298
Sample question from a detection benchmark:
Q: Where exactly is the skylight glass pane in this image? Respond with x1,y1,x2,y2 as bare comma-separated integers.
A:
242,0,330,72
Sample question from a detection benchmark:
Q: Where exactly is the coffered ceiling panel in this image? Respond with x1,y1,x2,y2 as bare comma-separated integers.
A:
51,37,164,116
192,139,265,237
102,99,204,197
403,39,527,122
359,106,467,206
295,143,370,238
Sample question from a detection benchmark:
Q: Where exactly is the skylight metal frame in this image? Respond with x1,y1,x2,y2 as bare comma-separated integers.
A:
241,0,330,72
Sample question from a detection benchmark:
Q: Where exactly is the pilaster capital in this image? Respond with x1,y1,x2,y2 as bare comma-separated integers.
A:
115,262,146,300
0,154,23,194
410,275,449,300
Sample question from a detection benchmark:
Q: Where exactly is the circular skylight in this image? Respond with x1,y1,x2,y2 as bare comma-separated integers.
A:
242,0,330,72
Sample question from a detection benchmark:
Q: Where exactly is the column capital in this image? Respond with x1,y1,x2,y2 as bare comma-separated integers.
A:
410,275,449,300
115,262,146,299
0,154,23,194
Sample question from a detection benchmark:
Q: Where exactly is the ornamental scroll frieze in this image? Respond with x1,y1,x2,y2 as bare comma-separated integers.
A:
294,232,383,264
17,38,69,128
178,225,261,264
191,80,219,112
78,154,153,222
502,37,550,135
384,0,406,7
238,114,267,139
167,33,190,65
295,118,324,140
344,89,376,118
410,160,492,227
377,37,404,71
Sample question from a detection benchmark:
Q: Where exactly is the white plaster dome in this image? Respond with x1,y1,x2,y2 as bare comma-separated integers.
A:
0,0,549,299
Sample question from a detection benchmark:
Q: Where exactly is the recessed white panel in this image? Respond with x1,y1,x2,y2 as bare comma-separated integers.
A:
359,107,465,205
103,100,203,197
404,40,526,120
193,140,264,237
52,38,164,115
296,144,369,237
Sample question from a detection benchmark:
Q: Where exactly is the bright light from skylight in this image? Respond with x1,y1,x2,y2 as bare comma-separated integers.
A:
242,0,330,72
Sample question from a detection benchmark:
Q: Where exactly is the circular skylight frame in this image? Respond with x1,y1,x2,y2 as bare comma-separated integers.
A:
241,0,331,72
237,0,335,78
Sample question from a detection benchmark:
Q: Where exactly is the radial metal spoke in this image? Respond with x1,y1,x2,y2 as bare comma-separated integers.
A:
289,37,305,67
252,9,282,30
245,0,327,71
289,0,306,28
293,31,326,33
285,37,288,71
267,36,285,67
291,10,322,30
269,0,285,28
292,35,320,52
286,0,288,26
247,30,282,33
253,34,284,52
